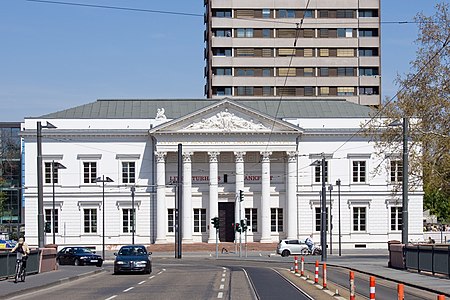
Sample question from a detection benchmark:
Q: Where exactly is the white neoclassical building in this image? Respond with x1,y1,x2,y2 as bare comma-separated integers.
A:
21,98,423,249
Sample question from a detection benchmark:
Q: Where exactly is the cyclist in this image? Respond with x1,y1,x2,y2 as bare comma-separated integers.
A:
305,234,314,253
11,237,30,282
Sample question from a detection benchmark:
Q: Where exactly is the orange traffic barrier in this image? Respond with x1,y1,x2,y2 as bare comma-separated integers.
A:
437,295,445,300
322,263,327,289
314,260,319,284
349,271,355,300
300,256,304,277
397,284,404,300
370,276,376,300
294,256,299,274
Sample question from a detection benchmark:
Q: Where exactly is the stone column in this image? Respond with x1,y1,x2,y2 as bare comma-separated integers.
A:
182,152,193,243
234,152,246,225
260,151,272,243
208,152,220,243
155,151,167,244
286,151,298,240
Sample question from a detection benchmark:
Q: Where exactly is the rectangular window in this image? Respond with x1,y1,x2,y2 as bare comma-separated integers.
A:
338,28,353,38
271,208,283,232
45,209,58,233
320,29,329,38
360,87,379,95
390,160,403,183
390,207,402,231
215,87,232,96
122,161,136,184
319,68,329,77
245,208,258,232
235,10,254,18
278,48,296,56
353,207,366,231
212,48,232,57
320,87,330,95
213,68,232,76
304,86,314,96
237,28,253,38
337,48,355,57
359,68,379,76
303,10,313,18
314,161,328,183
303,49,314,57
262,9,271,18
359,10,378,18
277,87,296,96
262,68,271,77
168,209,174,233
84,208,97,233
337,10,354,18
262,86,273,96
359,48,378,56
236,48,255,57
213,10,231,18
236,86,254,96
213,29,232,37
303,68,314,77
277,29,297,38
122,208,135,233
319,49,329,57
193,208,206,233
45,162,59,184
337,67,354,76
278,68,296,77
303,29,315,38
315,207,329,231
359,29,378,37
352,161,366,183
83,162,97,183
337,87,355,96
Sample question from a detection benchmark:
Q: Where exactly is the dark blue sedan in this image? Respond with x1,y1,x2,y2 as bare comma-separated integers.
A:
114,245,152,274
56,247,103,267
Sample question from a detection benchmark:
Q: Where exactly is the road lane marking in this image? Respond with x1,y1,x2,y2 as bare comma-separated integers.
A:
105,296,117,300
221,278,225,282
149,275,155,279
219,284,224,289
138,281,146,285
222,273,226,277
123,287,134,292
217,292,223,298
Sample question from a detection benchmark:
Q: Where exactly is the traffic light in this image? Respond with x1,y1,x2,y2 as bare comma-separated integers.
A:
240,219,247,232
234,222,241,233
239,190,244,202
211,217,220,229
45,221,51,233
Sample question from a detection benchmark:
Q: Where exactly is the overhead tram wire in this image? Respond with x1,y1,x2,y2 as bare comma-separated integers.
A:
26,0,431,27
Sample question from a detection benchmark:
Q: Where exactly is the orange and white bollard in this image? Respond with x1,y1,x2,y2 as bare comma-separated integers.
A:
294,256,299,274
314,260,319,284
300,256,305,277
349,271,355,300
437,295,445,300
370,276,376,300
397,283,404,300
322,263,327,289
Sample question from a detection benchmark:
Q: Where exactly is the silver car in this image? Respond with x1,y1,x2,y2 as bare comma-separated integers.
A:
276,239,309,257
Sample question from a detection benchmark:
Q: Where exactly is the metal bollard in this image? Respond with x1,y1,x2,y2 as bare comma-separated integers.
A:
370,276,376,300
314,260,319,284
322,263,327,289
349,271,355,300
301,256,305,277
397,283,404,300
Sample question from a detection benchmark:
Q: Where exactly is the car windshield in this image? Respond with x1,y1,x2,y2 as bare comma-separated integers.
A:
118,247,147,256
74,248,93,254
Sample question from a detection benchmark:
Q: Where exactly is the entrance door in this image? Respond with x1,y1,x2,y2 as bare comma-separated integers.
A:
218,202,235,242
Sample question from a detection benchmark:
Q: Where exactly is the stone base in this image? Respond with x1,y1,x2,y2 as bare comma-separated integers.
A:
154,238,168,244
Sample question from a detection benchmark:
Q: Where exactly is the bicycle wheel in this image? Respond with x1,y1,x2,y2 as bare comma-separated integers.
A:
14,262,21,283
20,266,26,282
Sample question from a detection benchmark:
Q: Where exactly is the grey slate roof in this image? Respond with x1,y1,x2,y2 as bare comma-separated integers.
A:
39,98,375,119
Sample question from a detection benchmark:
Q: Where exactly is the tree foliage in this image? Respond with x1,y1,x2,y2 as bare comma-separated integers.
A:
366,2,450,218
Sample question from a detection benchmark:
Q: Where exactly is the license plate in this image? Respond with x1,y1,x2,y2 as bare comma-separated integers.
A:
91,260,98,262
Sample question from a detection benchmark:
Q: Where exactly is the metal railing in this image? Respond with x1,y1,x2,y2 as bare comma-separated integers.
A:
405,244,450,277
0,249,40,279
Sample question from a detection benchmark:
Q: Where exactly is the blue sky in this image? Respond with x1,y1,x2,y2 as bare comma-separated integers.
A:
0,0,442,121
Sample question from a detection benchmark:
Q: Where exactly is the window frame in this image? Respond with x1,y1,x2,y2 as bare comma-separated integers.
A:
193,208,207,233
270,208,284,232
352,206,367,232
245,208,258,232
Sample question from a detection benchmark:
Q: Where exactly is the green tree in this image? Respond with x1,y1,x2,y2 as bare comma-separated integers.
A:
366,2,450,218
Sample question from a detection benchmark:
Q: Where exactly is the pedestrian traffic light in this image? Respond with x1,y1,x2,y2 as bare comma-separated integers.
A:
239,190,244,202
240,219,247,232
45,221,51,233
211,217,220,229
235,222,241,233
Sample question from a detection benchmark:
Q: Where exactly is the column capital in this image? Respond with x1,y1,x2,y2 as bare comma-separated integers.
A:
183,152,193,162
234,151,246,162
208,152,220,162
260,151,272,162
155,151,167,163
287,151,298,162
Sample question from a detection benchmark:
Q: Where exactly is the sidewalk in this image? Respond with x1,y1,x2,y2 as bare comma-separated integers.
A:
1,245,449,298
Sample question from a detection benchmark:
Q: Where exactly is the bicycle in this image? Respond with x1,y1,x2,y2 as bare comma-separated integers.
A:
13,252,27,283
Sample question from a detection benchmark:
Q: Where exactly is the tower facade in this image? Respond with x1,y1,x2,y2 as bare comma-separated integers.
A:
204,0,381,107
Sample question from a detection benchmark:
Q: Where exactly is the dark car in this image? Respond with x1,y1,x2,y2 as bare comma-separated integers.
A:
56,247,103,267
114,245,152,274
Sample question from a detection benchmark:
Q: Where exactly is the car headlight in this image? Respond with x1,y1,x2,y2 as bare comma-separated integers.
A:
138,261,147,264
115,261,126,265
80,256,88,260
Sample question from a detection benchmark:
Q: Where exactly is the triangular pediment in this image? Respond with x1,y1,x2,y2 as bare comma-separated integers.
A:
149,99,303,134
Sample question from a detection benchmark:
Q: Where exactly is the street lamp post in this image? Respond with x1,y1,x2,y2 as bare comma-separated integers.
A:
37,121,56,248
336,179,341,256
389,118,409,244
94,176,114,260
130,186,135,245
311,156,327,261
328,184,333,255
52,161,66,244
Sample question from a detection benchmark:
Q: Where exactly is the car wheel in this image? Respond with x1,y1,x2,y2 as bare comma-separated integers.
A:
281,250,290,257
300,248,309,255
74,259,81,266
